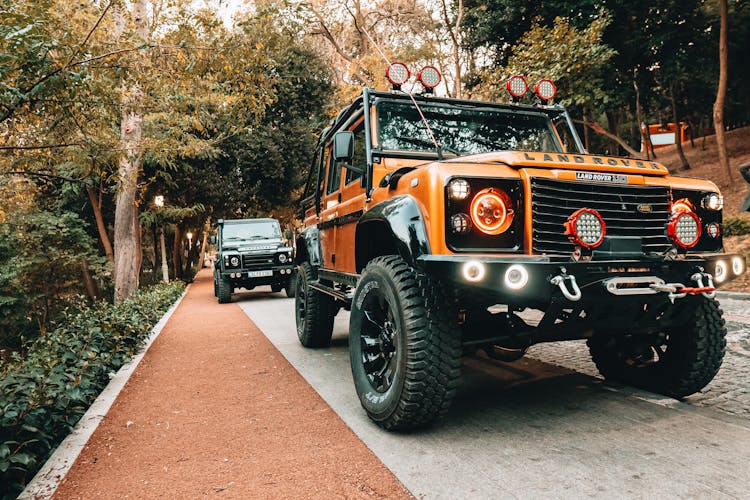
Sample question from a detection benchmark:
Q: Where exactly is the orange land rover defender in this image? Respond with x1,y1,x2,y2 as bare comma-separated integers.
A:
294,64,746,430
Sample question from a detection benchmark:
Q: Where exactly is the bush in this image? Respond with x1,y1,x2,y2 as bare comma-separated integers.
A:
0,282,185,498
724,216,750,237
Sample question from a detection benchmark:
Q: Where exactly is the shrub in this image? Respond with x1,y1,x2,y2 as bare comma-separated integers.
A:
724,216,750,237
0,282,185,498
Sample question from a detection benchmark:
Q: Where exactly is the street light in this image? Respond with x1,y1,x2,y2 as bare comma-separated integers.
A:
154,195,169,283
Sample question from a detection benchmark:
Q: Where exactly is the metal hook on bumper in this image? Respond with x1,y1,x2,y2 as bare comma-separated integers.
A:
690,272,716,298
550,274,582,302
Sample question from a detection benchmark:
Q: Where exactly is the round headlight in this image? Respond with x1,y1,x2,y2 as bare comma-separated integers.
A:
565,208,606,249
229,256,240,267
469,188,513,235
448,178,470,200
668,211,701,249
278,253,288,264
702,193,723,211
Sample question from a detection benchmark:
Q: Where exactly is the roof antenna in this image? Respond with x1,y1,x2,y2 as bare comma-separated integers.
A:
361,27,444,160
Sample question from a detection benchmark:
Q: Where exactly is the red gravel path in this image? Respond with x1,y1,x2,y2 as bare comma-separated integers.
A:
55,270,411,499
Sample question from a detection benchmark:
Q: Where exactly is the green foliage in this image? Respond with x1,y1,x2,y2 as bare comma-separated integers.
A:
0,208,108,346
0,281,184,498
724,217,750,236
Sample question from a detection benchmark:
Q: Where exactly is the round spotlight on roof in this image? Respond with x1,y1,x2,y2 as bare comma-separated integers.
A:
534,78,557,103
417,65,442,90
505,75,528,99
386,62,410,88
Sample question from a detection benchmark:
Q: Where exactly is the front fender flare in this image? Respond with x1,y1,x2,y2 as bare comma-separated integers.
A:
355,196,431,272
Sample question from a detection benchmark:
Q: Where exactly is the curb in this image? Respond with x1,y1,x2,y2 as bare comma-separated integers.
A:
19,286,190,499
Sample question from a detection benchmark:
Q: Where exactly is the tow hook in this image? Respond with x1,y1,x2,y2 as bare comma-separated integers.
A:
550,273,582,302
648,272,716,303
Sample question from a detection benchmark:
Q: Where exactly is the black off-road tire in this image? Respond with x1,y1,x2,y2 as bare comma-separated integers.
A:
295,262,336,347
349,255,462,430
217,275,233,304
587,296,727,398
271,283,283,293
285,270,297,298
213,272,218,297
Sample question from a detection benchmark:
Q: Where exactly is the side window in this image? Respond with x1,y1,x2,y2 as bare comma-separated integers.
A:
326,145,342,195
315,147,326,199
345,122,366,185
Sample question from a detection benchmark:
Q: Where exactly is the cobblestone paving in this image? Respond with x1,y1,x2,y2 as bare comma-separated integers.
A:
525,295,750,418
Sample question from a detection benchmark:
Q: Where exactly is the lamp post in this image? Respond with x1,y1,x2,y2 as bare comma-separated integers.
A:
154,196,169,283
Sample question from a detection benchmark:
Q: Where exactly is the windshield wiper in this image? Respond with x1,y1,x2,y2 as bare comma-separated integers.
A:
395,136,459,156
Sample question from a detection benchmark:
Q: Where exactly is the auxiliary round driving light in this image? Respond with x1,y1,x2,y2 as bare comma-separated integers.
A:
448,178,470,200
462,261,486,282
715,260,728,283
565,208,606,249
504,264,529,290
417,65,442,89
450,213,472,234
469,188,513,235
732,256,745,275
668,211,701,249
702,193,723,211
230,256,240,267
278,253,288,264
534,78,557,102
706,222,721,239
505,75,528,99
386,62,410,88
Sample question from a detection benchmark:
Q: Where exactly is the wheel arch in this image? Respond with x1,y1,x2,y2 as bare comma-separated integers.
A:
295,226,323,267
355,196,431,273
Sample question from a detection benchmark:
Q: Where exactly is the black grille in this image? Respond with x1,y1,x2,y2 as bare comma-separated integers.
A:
242,254,275,268
531,177,671,255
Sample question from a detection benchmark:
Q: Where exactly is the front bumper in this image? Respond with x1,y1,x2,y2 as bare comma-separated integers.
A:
220,264,294,283
418,253,746,306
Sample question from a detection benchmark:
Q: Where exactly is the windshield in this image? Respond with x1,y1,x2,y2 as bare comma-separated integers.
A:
222,221,281,241
377,100,565,155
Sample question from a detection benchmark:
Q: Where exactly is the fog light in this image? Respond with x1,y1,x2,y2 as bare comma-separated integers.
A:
462,261,485,282
504,264,528,290
732,256,744,275
450,213,471,234
706,222,721,239
715,260,728,283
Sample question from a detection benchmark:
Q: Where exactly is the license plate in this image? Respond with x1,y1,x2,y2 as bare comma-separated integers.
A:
249,270,273,278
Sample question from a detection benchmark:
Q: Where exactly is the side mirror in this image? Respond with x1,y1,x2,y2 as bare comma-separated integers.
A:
210,235,216,245
333,131,354,163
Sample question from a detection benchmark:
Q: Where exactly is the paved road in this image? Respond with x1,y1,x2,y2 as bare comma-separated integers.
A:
238,290,750,499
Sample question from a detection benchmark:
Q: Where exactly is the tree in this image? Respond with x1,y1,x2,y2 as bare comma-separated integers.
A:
713,0,732,181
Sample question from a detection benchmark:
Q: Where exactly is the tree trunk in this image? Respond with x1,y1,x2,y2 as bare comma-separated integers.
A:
605,110,619,155
80,259,99,301
440,0,464,98
172,225,182,280
197,217,211,274
160,225,169,283
573,119,643,158
86,184,113,262
670,83,691,170
113,0,149,303
633,72,648,160
713,0,733,181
